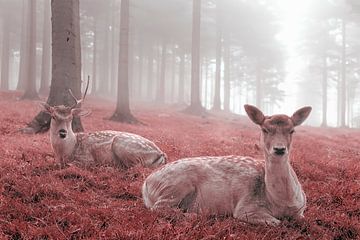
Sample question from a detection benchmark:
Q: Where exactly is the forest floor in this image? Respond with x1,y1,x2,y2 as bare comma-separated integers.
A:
0,91,359,240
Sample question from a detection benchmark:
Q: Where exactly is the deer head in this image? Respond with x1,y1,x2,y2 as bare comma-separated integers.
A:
41,79,90,141
244,105,312,161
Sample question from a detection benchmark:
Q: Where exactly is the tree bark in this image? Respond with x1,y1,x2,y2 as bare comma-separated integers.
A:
184,0,205,115
0,16,10,90
24,0,84,133
39,0,51,95
110,0,137,123
21,0,39,100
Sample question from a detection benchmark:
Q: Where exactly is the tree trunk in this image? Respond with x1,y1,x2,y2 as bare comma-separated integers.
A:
178,49,185,103
184,0,205,114
39,0,51,95
21,0,39,100
0,16,10,90
17,0,28,90
340,19,346,127
255,61,262,109
24,0,84,133
146,45,154,100
321,55,327,127
91,19,97,94
223,35,230,112
110,0,137,123
98,12,110,95
156,39,167,103
212,2,222,111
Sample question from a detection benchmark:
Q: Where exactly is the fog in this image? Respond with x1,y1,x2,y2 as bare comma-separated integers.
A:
1,0,360,127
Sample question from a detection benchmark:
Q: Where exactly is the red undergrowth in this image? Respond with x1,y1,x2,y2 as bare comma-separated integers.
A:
0,91,359,239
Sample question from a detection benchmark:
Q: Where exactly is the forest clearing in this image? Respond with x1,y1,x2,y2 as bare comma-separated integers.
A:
0,91,359,239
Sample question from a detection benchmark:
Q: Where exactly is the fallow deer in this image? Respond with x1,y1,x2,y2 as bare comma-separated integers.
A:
142,105,311,225
41,82,167,169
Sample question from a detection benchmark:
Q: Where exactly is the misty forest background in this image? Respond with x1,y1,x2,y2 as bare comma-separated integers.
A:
1,0,360,128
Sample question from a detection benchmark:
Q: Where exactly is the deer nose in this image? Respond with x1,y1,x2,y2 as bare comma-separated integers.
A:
273,146,286,156
59,129,67,139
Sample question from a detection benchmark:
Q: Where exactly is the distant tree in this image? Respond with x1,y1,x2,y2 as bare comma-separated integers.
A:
21,0,38,100
184,0,205,114
39,0,51,95
17,0,28,91
110,0,137,123
212,1,222,111
0,8,10,90
24,0,84,133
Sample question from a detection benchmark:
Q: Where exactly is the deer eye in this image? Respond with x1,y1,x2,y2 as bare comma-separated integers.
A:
262,128,269,134
290,129,295,134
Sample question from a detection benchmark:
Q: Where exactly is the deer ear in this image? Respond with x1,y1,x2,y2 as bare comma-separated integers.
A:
244,104,265,125
291,106,312,126
39,102,54,114
71,108,91,117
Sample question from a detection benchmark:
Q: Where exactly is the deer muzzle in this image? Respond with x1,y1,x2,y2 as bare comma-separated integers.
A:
59,129,67,139
273,146,287,156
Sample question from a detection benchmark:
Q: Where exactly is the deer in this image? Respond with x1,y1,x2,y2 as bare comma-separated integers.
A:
41,81,167,169
142,104,311,225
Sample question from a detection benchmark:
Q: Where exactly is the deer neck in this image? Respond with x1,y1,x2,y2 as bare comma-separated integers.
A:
264,153,305,211
50,130,77,160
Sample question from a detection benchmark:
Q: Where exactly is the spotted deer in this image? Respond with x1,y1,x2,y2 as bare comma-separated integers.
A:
41,83,167,169
142,105,311,225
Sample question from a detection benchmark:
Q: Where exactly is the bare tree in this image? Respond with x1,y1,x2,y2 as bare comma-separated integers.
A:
184,0,205,114
110,0,137,123
17,0,28,91
24,0,84,133
39,0,51,95
0,10,10,90
21,0,38,100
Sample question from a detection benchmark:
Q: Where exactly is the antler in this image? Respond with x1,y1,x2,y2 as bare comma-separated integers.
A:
69,76,90,109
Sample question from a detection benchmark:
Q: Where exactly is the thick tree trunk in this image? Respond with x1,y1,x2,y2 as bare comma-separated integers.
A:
184,0,205,115
340,19,346,127
24,0,84,133
0,17,10,90
110,0,137,123
21,0,39,100
321,55,327,127
17,0,28,91
39,0,51,95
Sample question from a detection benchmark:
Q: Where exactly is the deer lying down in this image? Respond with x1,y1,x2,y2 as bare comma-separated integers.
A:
41,84,167,169
142,105,311,225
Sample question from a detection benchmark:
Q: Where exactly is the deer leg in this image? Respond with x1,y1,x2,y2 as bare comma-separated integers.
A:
234,205,281,226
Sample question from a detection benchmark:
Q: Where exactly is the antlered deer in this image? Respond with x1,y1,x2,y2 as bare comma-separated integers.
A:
142,105,311,225
41,81,167,169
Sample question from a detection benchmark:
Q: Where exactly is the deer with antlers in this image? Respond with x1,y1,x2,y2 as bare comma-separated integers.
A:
142,105,311,225
41,80,167,169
